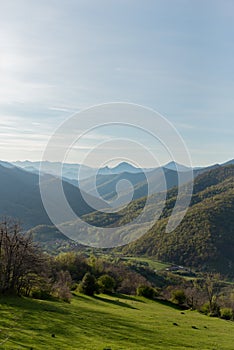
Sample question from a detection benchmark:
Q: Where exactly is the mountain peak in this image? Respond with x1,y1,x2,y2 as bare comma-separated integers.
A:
97,162,141,175
164,161,191,172
113,161,137,169
111,162,141,173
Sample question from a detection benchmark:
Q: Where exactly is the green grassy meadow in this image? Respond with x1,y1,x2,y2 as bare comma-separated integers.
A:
0,293,233,350
121,256,169,270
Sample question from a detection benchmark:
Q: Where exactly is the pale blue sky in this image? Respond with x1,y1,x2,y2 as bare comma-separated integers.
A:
0,0,233,166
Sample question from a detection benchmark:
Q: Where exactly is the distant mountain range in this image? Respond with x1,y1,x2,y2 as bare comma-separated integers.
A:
75,162,222,202
0,159,233,275
12,159,218,177
10,159,230,202
0,163,108,229
12,160,93,180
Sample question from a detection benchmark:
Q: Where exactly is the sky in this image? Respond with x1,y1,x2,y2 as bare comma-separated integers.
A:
0,0,233,167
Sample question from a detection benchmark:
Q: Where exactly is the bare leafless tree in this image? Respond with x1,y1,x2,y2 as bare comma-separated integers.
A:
0,219,46,295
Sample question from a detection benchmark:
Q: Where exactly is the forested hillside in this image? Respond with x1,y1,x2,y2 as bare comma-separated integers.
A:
122,165,234,275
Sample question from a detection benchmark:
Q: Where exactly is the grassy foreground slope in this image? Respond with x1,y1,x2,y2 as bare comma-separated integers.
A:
0,294,234,350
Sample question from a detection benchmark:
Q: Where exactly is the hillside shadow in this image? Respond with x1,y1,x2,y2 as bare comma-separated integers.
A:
72,293,89,301
0,296,67,315
154,298,188,311
93,295,138,309
111,293,145,303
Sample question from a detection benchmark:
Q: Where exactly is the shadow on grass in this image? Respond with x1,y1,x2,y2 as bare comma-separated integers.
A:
0,295,68,315
73,292,143,305
154,298,188,311
93,295,138,309
112,293,145,303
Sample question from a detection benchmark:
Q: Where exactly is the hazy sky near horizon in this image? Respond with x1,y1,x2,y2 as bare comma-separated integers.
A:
0,0,233,167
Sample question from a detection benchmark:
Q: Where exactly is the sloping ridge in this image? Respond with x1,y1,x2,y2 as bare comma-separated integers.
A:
79,167,195,201
0,164,108,229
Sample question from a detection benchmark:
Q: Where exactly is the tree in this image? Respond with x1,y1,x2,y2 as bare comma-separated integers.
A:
52,270,72,302
0,219,46,295
185,285,202,309
98,274,116,294
54,252,89,281
196,273,221,316
79,272,98,296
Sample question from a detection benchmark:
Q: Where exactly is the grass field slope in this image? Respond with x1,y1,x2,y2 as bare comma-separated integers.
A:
0,294,234,350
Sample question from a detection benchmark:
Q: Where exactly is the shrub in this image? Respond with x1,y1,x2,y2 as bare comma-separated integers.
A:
31,288,51,300
136,285,158,299
220,308,233,320
171,289,186,305
201,302,220,317
53,284,72,303
209,302,220,317
201,302,210,315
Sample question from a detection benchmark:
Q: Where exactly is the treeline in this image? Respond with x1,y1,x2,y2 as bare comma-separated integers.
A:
0,220,149,301
0,220,234,322
129,260,234,321
159,272,234,321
